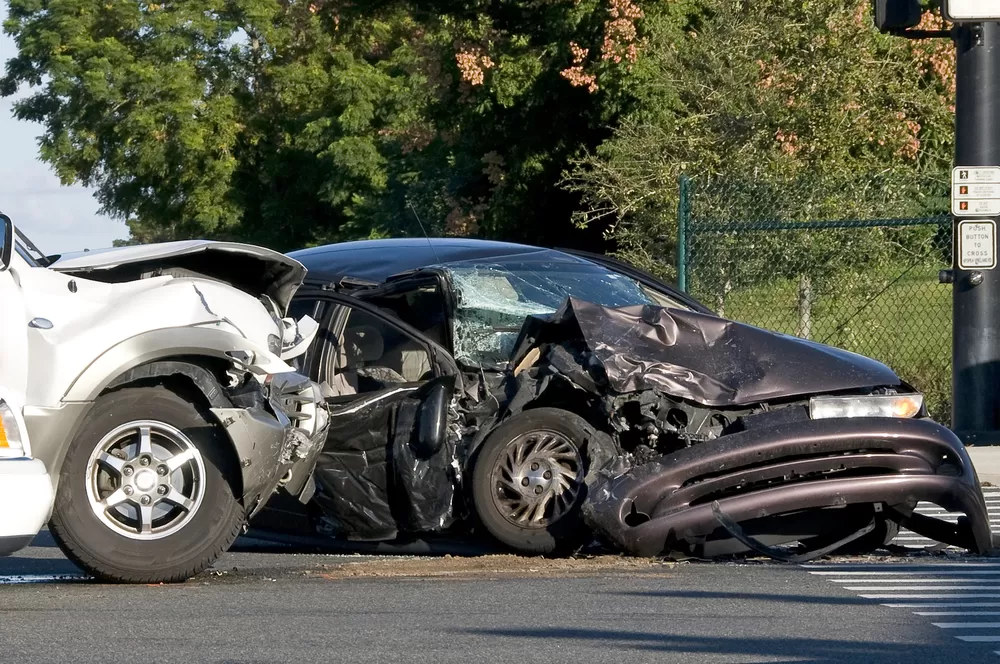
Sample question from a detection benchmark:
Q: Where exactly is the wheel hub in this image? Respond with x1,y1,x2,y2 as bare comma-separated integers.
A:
85,421,207,541
133,469,158,492
490,430,584,529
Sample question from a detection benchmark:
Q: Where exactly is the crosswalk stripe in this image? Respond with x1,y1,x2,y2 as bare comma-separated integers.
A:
809,571,1000,576
830,578,1000,583
807,563,1000,654
802,563,1000,569
885,603,1000,608
865,594,1000,600
916,612,1000,616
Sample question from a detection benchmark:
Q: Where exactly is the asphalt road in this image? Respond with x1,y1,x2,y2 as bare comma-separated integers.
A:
3,534,1000,663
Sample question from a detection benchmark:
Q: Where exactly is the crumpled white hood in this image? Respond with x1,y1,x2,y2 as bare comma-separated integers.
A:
50,240,307,312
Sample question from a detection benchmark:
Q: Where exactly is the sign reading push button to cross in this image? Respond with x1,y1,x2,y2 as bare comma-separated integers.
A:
958,220,997,271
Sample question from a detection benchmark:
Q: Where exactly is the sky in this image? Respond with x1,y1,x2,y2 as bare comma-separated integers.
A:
0,3,127,253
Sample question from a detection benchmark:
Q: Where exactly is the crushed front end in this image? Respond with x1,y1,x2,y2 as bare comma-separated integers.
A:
583,415,993,559
508,298,994,559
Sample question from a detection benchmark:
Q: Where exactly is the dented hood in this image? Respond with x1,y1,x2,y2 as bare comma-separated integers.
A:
51,240,307,312
513,298,901,407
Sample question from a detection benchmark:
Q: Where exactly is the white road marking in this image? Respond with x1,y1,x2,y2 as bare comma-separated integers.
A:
861,594,1000,599
916,612,1000,616
802,563,1000,569
807,559,1000,655
829,578,1000,583
809,570,1000,576
0,574,89,585
847,586,1000,591
886,603,1000,608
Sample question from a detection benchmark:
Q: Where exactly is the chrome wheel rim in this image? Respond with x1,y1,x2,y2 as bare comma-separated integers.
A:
490,430,583,529
85,420,206,541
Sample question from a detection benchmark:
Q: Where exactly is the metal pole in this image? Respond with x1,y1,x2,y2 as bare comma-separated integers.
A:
953,22,1000,444
677,174,690,292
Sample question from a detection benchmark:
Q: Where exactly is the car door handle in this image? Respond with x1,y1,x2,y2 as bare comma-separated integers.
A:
28,318,53,329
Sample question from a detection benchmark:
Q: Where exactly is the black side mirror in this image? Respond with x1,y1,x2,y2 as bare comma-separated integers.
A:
873,0,922,32
0,214,13,272
412,377,453,459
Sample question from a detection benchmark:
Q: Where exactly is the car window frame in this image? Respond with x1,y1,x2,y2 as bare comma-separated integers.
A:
291,288,460,401
352,271,457,355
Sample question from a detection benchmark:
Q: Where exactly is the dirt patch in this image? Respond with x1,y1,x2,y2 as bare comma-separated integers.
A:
305,554,677,580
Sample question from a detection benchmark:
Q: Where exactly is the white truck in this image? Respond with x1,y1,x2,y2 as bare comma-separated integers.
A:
0,212,328,582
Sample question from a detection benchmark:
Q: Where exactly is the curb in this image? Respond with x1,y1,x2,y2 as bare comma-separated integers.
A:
967,446,1000,487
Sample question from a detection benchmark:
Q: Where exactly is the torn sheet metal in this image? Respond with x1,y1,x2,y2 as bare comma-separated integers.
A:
511,298,901,407
312,392,399,540
311,385,458,540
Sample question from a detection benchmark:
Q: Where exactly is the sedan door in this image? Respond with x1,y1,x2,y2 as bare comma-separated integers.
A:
274,290,462,541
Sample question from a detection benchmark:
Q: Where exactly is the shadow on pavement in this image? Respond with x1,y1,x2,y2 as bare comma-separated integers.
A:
454,628,956,663
615,588,873,606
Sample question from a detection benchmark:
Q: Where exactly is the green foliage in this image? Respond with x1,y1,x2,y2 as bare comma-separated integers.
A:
3,0,651,250
567,0,954,273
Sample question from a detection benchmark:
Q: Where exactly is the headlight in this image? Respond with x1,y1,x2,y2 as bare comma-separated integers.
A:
0,400,25,457
809,394,924,420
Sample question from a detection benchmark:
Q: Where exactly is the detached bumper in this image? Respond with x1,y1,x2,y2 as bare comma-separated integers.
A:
210,372,329,516
583,417,993,558
0,458,53,555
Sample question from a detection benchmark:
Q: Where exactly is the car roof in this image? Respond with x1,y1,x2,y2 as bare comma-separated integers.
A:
288,237,574,283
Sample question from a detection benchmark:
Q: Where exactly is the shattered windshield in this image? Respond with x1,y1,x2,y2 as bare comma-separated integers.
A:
443,256,665,368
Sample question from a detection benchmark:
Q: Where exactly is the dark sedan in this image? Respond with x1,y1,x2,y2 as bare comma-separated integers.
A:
255,238,991,559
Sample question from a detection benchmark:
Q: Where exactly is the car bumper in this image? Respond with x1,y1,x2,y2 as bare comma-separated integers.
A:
0,458,53,556
582,417,994,558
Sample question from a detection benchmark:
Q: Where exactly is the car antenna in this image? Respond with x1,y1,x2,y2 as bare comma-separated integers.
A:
408,199,442,264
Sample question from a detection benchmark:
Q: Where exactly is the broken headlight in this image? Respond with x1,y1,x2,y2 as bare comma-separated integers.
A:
809,394,923,420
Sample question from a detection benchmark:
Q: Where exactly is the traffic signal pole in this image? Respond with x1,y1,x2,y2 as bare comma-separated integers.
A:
877,2,1000,444
952,22,1000,445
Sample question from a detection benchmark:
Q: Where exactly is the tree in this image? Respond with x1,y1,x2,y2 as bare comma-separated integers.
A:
566,0,954,279
2,0,655,251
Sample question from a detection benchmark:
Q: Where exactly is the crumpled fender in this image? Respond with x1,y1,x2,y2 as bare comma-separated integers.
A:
63,325,292,403
582,416,993,558
209,371,329,515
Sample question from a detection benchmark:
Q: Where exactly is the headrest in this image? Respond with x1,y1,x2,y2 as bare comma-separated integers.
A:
343,325,384,364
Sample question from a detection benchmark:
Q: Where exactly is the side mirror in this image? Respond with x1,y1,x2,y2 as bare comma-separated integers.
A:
0,214,13,272
873,0,922,32
412,378,453,459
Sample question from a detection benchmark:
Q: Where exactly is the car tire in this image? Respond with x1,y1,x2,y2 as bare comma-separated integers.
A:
49,386,245,583
471,408,605,555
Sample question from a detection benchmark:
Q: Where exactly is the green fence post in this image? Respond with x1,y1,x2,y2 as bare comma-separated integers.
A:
677,174,691,292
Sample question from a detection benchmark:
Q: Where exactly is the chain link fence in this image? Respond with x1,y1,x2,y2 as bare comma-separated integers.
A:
677,174,953,423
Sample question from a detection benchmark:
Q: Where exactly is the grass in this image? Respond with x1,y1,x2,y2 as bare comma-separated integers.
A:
692,267,953,423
